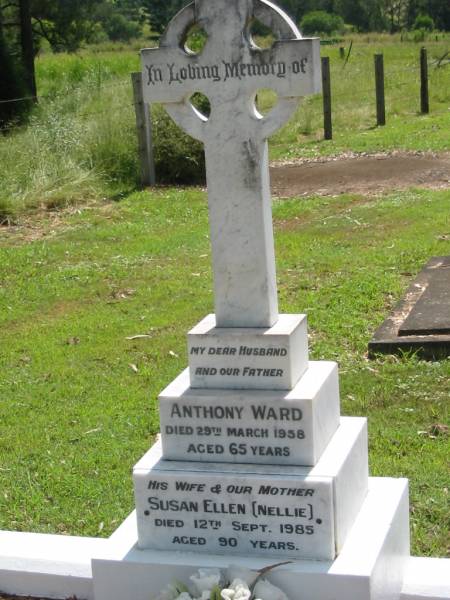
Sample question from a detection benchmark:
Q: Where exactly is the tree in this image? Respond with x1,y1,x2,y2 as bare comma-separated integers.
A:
300,10,344,34
19,0,36,98
334,0,385,31
0,0,112,126
93,2,142,42
31,0,100,52
142,0,184,35
413,13,434,29
115,0,143,23
278,0,337,24
380,0,409,31
0,3,32,126
277,0,315,23
422,0,450,30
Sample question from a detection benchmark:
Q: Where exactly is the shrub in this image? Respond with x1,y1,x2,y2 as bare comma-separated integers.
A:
152,105,205,185
103,14,142,42
413,14,434,32
300,11,345,36
412,29,426,42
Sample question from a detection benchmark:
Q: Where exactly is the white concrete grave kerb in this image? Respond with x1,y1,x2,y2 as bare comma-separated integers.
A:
141,0,320,327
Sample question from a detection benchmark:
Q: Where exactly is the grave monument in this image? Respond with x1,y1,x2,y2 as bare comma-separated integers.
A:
369,256,450,359
93,1,410,598
4,1,449,600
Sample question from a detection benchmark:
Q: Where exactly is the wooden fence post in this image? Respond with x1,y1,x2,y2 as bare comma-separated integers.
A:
321,57,332,140
131,72,156,187
374,54,386,126
420,47,429,114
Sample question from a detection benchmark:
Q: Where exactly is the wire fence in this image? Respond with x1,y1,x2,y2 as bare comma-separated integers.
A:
1,47,448,184
0,77,132,106
0,103,135,132
320,47,444,132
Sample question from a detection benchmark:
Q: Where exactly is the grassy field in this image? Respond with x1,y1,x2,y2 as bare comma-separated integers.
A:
271,35,450,158
0,33,449,558
0,33,449,219
0,186,449,556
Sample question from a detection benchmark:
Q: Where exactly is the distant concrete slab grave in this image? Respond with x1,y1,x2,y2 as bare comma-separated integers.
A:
399,257,450,336
369,256,450,358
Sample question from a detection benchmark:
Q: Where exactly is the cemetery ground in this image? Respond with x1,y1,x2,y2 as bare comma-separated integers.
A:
0,185,449,560
0,32,449,586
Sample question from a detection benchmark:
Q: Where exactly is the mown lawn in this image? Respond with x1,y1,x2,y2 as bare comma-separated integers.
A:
0,186,449,556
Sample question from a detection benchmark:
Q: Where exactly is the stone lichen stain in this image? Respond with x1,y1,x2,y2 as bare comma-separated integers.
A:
242,139,259,189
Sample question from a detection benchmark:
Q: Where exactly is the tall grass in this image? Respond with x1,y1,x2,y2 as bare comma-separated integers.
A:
0,52,140,219
0,47,206,221
0,34,449,220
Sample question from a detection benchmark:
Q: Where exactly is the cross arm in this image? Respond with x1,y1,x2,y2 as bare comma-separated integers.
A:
141,47,195,104
141,38,321,108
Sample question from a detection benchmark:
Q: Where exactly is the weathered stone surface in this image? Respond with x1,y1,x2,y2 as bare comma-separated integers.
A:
399,256,450,336
133,418,368,560
141,0,320,327
188,313,308,390
159,362,340,466
369,257,450,359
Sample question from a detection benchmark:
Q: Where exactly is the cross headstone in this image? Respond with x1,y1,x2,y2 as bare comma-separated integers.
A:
141,0,320,327
94,1,410,594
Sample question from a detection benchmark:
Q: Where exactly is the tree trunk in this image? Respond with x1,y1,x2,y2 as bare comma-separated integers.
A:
19,0,37,100
0,3,4,40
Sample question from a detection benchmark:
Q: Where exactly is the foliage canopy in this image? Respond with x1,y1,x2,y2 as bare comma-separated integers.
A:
300,10,345,35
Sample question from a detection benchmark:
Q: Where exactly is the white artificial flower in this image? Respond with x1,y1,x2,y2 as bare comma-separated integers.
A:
190,568,222,594
253,579,289,600
199,591,213,600
221,579,252,600
226,566,258,587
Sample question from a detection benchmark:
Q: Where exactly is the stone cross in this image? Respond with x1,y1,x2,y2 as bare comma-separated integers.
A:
141,0,320,328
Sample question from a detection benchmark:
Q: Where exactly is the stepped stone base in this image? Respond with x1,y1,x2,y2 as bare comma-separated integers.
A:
1,481,449,600
93,477,409,600
134,418,368,560
188,314,309,390
159,362,340,466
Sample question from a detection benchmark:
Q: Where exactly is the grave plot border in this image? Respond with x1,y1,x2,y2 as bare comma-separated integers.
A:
369,256,450,359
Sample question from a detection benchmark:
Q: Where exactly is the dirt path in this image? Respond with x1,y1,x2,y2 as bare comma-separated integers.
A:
270,151,450,198
1,152,449,244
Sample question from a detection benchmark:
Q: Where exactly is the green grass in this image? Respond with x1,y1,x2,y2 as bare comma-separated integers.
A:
270,36,450,159
0,187,449,556
0,32,449,558
0,34,449,220
0,50,141,219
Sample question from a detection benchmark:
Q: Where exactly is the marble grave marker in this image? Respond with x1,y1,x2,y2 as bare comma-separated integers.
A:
141,0,321,328
133,0,368,562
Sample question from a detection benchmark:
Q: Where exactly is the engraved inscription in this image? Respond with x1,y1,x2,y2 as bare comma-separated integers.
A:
146,59,309,86
135,473,334,559
190,345,288,357
160,398,309,463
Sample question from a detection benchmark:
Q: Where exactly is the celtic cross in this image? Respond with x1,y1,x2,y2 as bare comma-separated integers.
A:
141,0,320,328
